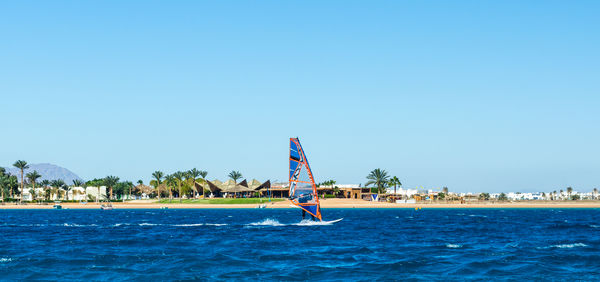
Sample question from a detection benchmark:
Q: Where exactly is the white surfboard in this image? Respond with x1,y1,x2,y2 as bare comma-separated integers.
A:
323,218,343,224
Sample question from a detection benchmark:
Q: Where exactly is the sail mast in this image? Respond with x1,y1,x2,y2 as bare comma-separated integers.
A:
289,137,322,221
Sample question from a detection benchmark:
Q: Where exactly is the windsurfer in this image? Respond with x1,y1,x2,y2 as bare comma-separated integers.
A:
301,209,316,221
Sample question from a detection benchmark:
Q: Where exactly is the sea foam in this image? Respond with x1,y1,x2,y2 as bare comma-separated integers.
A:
293,219,336,226
446,244,463,249
138,223,160,226
247,219,285,226
538,243,588,249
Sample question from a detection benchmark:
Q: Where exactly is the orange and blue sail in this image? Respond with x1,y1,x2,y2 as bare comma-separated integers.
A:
289,138,322,221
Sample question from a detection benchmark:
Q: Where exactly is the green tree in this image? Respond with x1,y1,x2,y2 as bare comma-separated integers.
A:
228,171,243,184
72,179,83,201
188,168,202,198
152,171,164,201
13,160,29,204
114,181,132,201
173,171,185,203
365,168,390,194
199,170,208,198
560,189,564,200
103,176,120,201
594,188,598,200
26,170,42,202
388,176,402,195
50,179,66,200
442,187,449,201
0,173,10,201
40,180,51,201
81,181,88,202
498,193,508,201
566,187,573,200
164,174,176,203
478,193,490,201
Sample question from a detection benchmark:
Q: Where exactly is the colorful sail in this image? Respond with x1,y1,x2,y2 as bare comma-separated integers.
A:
289,138,322,221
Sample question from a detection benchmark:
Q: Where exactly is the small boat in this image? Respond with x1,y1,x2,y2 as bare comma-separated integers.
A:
53,201,62,210
100,203,113,210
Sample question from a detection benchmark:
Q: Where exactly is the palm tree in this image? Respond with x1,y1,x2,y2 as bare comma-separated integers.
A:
188,168,202,198
40,180,50,201
199,170,208,198
26,170,42,202
365,168,390,194
81,181,88,202
173,171,185,203
567,187,573,200
498,193,508,201
164,174,176,203
560,189,564,200
50,179,66,200
13,160,29,204
72,179,83,201
103,176,120,201
228,171,243,184
443,187,449,202
594,188,598,200
152,171,164,201
0,174,10,201
183,171,193,198
388,176,402,195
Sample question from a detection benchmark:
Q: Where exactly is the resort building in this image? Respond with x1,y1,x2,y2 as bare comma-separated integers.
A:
20,186,107,201
204,179,271,198
385,187,418,198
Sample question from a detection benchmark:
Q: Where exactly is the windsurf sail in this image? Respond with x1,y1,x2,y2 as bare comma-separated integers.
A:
289,138,322,221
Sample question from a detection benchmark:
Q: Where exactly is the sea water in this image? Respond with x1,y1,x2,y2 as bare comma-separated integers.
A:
1,208,599,280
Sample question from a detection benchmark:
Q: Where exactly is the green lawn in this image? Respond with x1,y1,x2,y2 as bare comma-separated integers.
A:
157,198,284,204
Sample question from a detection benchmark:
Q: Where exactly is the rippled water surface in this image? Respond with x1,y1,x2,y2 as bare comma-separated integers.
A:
1,208,599,280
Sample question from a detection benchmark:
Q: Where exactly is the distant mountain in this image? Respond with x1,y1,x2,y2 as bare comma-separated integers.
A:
3,163,82,184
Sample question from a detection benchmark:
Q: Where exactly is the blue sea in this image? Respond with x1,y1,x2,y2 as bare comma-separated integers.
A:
1,208,599,281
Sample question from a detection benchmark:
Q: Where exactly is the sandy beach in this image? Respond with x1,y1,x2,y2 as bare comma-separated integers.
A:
1,198,600,209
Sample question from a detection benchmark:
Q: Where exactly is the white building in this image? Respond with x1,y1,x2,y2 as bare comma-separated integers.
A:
385,187,418,197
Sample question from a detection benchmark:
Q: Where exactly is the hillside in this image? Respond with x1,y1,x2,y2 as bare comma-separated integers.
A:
3,163,82,184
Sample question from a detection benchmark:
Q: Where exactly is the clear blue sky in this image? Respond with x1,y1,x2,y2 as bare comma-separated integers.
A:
1,1,599,193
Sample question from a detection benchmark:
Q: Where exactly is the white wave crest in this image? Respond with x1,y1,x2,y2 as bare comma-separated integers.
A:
0,258,12,263
139,223,160,226
539,243,588,249
590,225,600,228
61,223,97,227
248,219,285,226
552,243,588,249
446,244,462,249
204,223,228,226
173,223,204,227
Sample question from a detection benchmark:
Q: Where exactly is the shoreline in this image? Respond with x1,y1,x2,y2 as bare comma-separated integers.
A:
1,199,600,209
